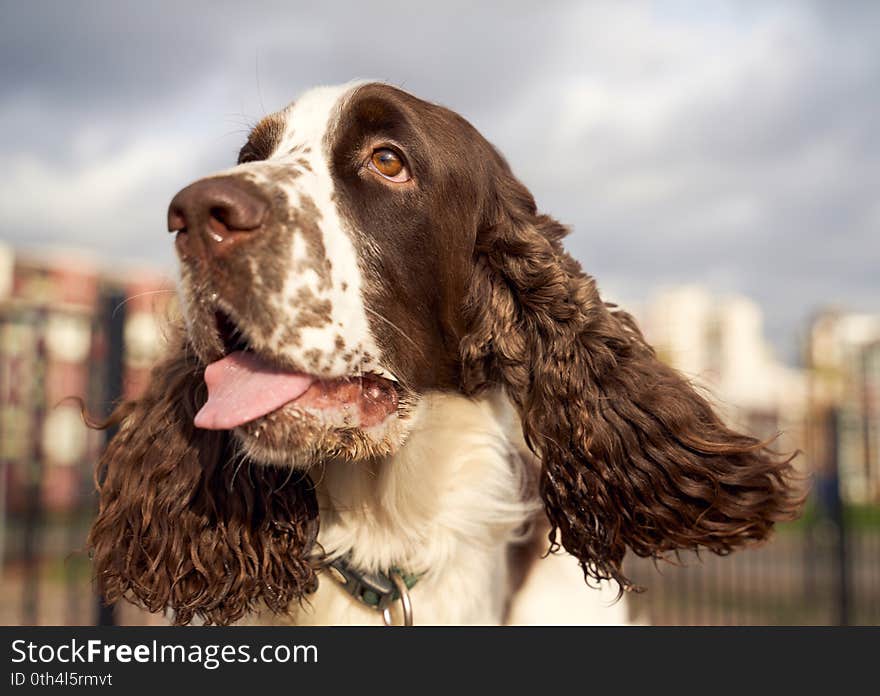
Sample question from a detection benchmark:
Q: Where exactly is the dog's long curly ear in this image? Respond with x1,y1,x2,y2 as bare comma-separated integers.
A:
461,161,804,592
87,334,318,625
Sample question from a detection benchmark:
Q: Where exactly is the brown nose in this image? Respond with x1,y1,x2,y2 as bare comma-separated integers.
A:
167,176,269,260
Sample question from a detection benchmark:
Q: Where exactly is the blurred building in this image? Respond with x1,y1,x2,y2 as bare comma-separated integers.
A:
808,310,880,503
0,241,172,520
637,285,808,468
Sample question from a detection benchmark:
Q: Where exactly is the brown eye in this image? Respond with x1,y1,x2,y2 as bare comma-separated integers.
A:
368,148,410,182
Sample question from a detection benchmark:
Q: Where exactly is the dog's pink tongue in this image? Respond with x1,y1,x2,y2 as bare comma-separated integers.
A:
194,351,315,430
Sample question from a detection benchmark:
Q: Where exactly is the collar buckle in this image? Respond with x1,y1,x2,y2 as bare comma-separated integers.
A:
327,555,417,626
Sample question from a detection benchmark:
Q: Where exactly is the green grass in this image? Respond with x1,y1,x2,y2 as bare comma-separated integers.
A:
778,502,880,532
845,503,880,530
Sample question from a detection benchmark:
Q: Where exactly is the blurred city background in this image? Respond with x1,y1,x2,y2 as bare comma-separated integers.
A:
0,1,877,625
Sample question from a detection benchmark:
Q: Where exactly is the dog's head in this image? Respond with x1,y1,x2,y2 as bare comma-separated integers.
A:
165,83,498,468
89,82,803,624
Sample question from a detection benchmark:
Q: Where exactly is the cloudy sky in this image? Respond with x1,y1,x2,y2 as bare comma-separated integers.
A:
1,1,878,360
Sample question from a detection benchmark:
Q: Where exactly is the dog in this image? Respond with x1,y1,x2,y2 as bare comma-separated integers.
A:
88,82,802,625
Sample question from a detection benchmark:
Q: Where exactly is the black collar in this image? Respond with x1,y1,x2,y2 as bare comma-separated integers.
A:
326,554,419,611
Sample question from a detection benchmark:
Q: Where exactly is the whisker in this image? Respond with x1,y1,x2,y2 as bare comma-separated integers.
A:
272,464,296,495
309,459,328,490
362,306,425,356
221,127,253,139
228,450,249,490
255,50,266,115
112,290,176,319
355,361,364,399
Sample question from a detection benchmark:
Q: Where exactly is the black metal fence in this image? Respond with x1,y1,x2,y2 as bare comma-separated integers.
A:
624,517,880,625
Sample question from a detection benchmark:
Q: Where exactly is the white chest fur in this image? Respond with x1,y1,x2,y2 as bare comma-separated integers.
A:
292,391,536,625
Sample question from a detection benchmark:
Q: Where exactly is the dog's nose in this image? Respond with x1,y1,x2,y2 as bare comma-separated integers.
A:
167,177,269,260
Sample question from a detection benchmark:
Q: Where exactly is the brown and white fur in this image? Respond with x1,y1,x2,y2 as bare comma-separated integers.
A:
88,82,802,626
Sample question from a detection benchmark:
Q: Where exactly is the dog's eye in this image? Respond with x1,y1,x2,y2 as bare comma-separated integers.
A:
368,148,410,182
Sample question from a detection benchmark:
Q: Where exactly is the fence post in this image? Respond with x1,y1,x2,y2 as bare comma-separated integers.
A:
22,309,47,624
823,408,849,626
95,290,126,626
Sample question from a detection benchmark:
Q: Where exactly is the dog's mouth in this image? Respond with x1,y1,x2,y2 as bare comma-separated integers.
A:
194,311,399,431
215,309,251,354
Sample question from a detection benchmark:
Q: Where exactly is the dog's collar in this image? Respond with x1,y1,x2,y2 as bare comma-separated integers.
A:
325,554,419,625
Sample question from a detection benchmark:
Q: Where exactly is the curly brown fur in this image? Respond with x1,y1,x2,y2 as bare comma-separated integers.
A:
87,334,319,625
461,159,805,593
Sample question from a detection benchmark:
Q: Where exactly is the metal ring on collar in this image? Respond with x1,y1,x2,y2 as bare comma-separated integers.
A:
381,571,414,627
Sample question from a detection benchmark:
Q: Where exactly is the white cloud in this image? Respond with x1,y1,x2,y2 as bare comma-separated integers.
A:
0,137,191,258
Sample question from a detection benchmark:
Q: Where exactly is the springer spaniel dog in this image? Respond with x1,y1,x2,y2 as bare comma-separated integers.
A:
88,82,801,625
